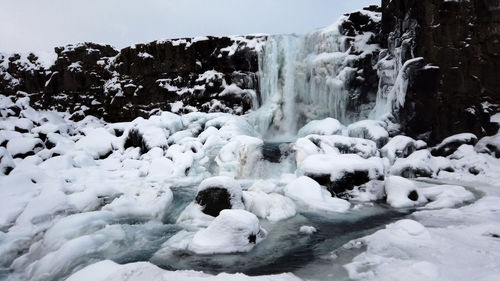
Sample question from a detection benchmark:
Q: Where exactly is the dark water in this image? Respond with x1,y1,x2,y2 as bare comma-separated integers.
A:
150,201,411,276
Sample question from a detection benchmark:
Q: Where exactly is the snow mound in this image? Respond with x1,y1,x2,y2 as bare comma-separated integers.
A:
422,185,474,209
242,190,296,221
381,135,419,164
299,225,317,234
66,260,302,281
347,120,389,148
297,117,343,137
188,209,267,254
385,176,427,208
391,150,451,178
432,133,478,157
284,176,350,212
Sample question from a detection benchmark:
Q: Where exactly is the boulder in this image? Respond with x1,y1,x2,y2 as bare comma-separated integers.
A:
384,176,427,208
347,120,389,148
0,147,15,175
187,209,267,254
297,154,384,197
431,133,478,157
381,135,420,164
195,176,244,217
390,150,452,178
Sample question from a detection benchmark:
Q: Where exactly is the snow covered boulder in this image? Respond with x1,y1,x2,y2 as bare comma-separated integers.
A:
297,117,343,137
188,209,267,254
0,147,15,175
75,127,116,159
431,133,478,157
297,154,384,196
475,133,500,158
381,135,419,164
6,137,44,158
385,176,427,208
242,190,296,222
347,120,389,148
305,135,379,159
390,150,452,178
215,135,263,177
284,176,350,212
195,176,244,217
421,185,474,209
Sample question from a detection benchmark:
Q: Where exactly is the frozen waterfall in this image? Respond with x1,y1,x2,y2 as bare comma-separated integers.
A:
251,16,381,139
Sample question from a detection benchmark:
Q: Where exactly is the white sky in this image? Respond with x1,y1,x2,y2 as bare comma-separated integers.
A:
0,0,378,53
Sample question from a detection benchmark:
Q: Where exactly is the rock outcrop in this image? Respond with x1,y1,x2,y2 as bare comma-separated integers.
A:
381,0,500,144
0,36,265,122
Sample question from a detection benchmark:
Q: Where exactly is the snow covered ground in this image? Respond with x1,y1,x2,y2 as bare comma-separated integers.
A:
1,92,500,281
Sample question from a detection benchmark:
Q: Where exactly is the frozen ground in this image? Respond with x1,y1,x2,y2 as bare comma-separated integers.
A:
1,93,499,281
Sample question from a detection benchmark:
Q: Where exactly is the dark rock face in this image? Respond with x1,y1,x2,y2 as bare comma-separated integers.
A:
381,0,500,144
408,190,419,201
1,36,265,122
195,187,232,217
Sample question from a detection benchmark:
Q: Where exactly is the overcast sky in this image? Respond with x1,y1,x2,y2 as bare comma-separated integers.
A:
0,0,378,53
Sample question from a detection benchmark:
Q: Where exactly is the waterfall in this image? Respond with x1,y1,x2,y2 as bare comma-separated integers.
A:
250,21,360,139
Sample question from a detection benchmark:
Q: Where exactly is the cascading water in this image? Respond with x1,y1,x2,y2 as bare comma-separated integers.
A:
251,17,377,139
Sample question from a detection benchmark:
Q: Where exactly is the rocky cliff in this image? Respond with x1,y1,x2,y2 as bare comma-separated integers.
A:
0,36,265,122
1,1,499,143
381,0,500,144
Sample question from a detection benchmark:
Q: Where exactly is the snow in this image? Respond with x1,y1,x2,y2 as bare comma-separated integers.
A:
66,260,302,281
299,225,317,234
298,154,384,183
242,190,296,221
197,176,244,209
297,117,343,137
384,176,428,208
188,209,267,254
391,150,450,178
381,135,418,164
284,176,351,212
347,120,389,147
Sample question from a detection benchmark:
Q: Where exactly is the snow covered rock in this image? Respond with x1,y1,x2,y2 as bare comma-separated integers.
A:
421,185,474,209
431,133,478,157
385,176,427,208
242,190,296,222
299,226,317,235
347,120,389,148
215,135,263,177
297,117,343,137
0,147,15,175
381,135,419,164
295,135,379,161
75,127,116,159
66,259,301,281
390,150,452,178
297,154,384,196
6,137,44,158
284,176,351,212
195,176,244,217
188,209,267,254
475,132,500,158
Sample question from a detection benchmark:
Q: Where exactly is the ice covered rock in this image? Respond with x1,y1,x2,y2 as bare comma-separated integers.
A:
422,185,474,209
390,150,452,178
195,176,244,217
66,259,301,281
6,137,44,158
347,120,389,148
188,209,267,254
215,135,263,177
0,147,15,175
242,190,296,221
344,180,386,202
475,132,500,158
297,117,343,137
284,176,351,212
297,154,384,196
385,176,427,208
381,135,419,164
75,127,116,159
431,133,478,157
299,226,317,234
298,135,379,160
